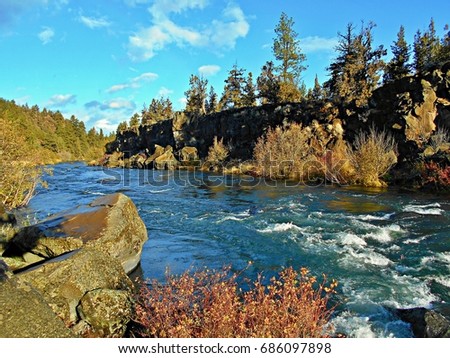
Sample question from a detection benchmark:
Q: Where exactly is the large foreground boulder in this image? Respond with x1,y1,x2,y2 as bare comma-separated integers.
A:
19,248,133,337
0,193,148,337
3,193,148,274
0,276,74,338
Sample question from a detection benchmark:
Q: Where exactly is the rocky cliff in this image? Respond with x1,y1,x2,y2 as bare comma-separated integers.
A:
102,63,450,189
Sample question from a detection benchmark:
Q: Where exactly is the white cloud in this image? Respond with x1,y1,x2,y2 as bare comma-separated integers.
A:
94,118,120,133
48,94,76,107
79,15,111,29
157,86,173,97
38,26,54,44
107,72,159,93
300,36,338,53
101,98,136,110
208,4,249,50
198,65,220,77
128,1,249,61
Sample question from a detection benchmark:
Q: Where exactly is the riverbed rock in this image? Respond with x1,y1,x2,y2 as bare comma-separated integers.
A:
76,288,133,337
180,146,199,162
0,277,74,337
396,307,450,338
3,193,148,274
19,248,133,334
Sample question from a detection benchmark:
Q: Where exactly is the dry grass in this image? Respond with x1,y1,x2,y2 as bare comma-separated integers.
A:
349,127,397,187
253,124,312,180
133,266,337,338
206,136,229,166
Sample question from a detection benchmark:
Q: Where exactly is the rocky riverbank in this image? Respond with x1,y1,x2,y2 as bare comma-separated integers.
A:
98,62,450,191
0,193,148,337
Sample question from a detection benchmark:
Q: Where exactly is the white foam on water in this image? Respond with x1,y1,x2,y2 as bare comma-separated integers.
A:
404,236,427,244
84,190,106,196
330,312,377,338
436,252,450,267
433,275,450,288
149,188,172,193
363,224,406,244
403,203,444,215
257,222,303,233
339,233,367,248
358,213,394,221
344,248,393,267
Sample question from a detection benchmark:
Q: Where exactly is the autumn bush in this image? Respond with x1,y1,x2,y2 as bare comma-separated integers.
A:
0,118,45,209
205,136,229,166
349,127,397,187
133,266,337,338
253,123,312,179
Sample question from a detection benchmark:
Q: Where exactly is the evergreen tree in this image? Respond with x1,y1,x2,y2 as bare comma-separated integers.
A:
219,63,246,109
116,121,128,133
205,86,218,114
142,97,174,125
384,25,411,82
437,24,450,64
325,22,386,110
257,61,280,104
413,18,442,73
242,72,257,107
129,113,140,127
272,12,306,102
185,74,208,115
310,75,324,102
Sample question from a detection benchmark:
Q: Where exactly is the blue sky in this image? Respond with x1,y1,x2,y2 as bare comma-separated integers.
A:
1,0,449,133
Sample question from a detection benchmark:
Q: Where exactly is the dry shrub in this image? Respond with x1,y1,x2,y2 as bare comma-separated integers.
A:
350,127,397,187
253,124,311,179
313,139,355,185
206,136,229,165
430,127,449,151
133,266,337,338
0,118,45,209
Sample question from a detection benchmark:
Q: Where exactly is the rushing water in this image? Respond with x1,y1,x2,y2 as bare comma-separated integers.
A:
25,162,450,338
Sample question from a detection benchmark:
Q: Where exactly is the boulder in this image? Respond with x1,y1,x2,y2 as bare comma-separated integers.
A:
154,146,180,170
0,277,74,337
76,288,132,337
180,146,199,162
19,248,133,335
3,193,148,274
396,307,450,338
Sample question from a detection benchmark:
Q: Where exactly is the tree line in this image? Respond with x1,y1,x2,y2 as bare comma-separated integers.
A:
119,14,450,132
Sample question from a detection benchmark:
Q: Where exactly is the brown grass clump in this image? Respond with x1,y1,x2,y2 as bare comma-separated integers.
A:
133,266,337,338
350,127,397,187
206,136,229,166
253,124,311,179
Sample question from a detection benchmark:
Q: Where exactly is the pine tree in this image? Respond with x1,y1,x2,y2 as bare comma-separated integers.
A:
384,25,411,82
272,12,306,102
437,24,450,64
413,18,442,73
205,86,218,114
310,75,324,102
129,113,140,127
257,61,280,104
242,72,257,107
185,74,208,115
325,22,386,110
219,63,246,109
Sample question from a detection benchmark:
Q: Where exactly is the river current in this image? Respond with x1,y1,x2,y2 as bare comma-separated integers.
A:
25,162,450,337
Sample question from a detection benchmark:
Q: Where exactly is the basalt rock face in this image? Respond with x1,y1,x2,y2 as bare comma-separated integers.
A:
107,103,313,162
0,194,148,337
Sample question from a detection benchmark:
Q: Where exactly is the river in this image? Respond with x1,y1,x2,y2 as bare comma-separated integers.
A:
25,162,450,338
